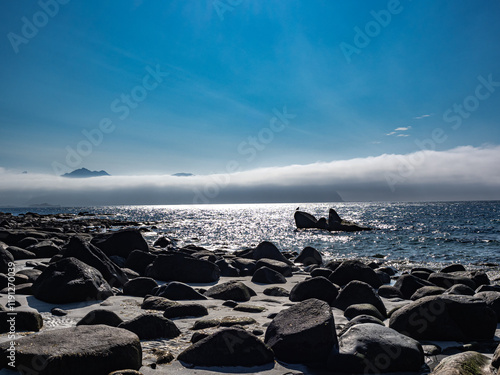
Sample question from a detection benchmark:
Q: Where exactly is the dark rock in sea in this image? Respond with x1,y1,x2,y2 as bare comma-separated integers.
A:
124,250,157,276
61,236,128,287
410,285,446,300
178,327,274,366
378,285,404,299
334,280,387,319
146,253,220,283
393,274,436,300
0,325,142,375
153,236,172,248
389,295,497,340
432,351,491,375
445,283,475,296
77,309,124,327
0,248,14,274
92,228,149,258
338,314,385,337
252,266,287,284
153,281,208,300
440,263,466,273
123,277,158,297
310,267,333,278
475,291,500,322
6,245,36,260
141,296,178,311
0,310,43,333
344,303,385,321
253,241,292,264
204,281,255,302
51,307,68,316
163,302,208,319
329,260,382,288
265,298,338,364
294,246,322,266
290,276,338,305
328,324,424,373
293,210,319,229
118,314,180,340
428,272,476,289
263,286,290,297
26,240,61,258
32,257,113,303
255,258,292,277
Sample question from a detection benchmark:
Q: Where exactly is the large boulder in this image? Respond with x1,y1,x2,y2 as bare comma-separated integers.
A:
76,309,124,327
264,298,338,363
123,277,158,297
393,274,436,300
178,327,274,366
333,280,387,319
32,257,113,303
146,253,220,283
118,314,180,340
204,281,255,302
389,295,497,341
153,281,207,300
294,246,322,266
163,303,208,319
254,258,292,276
0,325,142,375
329,260,382,288
432,351,492,375
252,241,292,264
0,310,43,333
328,323,424,373
124,250,157,276
141,296,178,311
92,229,149,258
5,245,36,260
251,266,286,284
26,240,61,257
61,236,128,287
0,247,14,274
428,272,476,289
289,276,338,305
476,291,500,322
294,211,319,229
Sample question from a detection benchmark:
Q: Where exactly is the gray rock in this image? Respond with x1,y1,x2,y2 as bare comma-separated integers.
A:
118,314,180,340
290,276,338,305
389,295,497,341
32,257,113,303
378,285,404,299
253,241,291,264
294,246,322,266
265,298,338,363
163,303,208,319
393,274,436,300
475,291,500,322
410,286,446,300
178,327,274,366
123,277,158,297
338,314,385,337
263,286,290,297
329,260,382,288
252,266,287,284
5,245,36,260
141,296,178,311
428,272,476,290
445,283,475,296
328,323,424,373
146,253,220,283
0,310,43,333
432,351,492,375
124,250,157,276
333,280,386,319
344,303,385,321
92,228,149,258
77,309,124,327
0,325,142,375
153,281,207,300
204,281,255,302
255,258,292,276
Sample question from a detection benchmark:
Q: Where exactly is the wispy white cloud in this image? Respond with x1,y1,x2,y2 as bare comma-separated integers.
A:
414,114,432,120
395,126,411,131
397,134,409,137
1,145,499,204
386,131,396,136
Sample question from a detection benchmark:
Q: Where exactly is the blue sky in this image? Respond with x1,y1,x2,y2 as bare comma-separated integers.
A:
0,1,499,204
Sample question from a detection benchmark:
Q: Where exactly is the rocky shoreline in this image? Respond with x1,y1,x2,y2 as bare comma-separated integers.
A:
1,211,500,375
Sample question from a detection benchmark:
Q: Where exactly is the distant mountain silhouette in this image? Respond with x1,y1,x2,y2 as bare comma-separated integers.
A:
62,168,110,178
172,172,194,177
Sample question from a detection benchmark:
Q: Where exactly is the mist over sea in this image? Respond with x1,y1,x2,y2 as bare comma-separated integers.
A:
2,201,499,268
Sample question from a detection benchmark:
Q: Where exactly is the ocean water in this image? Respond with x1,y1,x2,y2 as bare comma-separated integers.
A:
2,201,500,268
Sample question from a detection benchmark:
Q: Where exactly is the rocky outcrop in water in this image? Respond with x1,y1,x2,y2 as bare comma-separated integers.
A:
294,208,372,232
